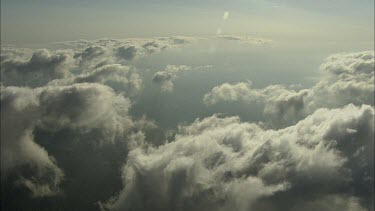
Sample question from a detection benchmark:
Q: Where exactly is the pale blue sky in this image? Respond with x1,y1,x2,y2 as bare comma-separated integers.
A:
1,0,374,45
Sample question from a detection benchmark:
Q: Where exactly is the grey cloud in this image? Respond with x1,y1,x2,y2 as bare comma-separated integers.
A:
152,65,191,92
101,104,374,211
1,83,138,197
57,36,197,50
204,51,374,127
1,38,188,203
115,45,138,61
203,82,310,127
37,83,133,136
113,37,197,62
1,39,373,211
1,47,33,62
216,35,273,45
289,194,367,211
310,51,374,109
48,64,143,96
1,47,143,97
1,86,64,197
0,36,198,89
321,51,374,75
153,65,212,92
74,45,109,62
152,71,174,82
58,36,199,63
1,49,75,87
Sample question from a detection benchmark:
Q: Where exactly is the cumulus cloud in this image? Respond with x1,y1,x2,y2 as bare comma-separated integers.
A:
57,36,199,62
1,37,199,89
204,82,310,126
101,104,374,211
1,37,373,211
0,83,139,197
1,49,75,87
37,84,133,135
153,65,212,92
1,86,64,197
152,65,191,92
310,51,375,108
48,64,142,96
1,47,33,62
204,51,374,127
0,37,202,202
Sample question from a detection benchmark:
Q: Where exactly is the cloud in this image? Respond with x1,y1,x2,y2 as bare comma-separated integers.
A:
310,51,375,108
288,194,368,211
37,84,133,134
152,65,191,92
203,82,310,127
0,35,268,89
48,64,142,96
1,49,75,87
0,83,138,197
1,47,33,62
204,51,374,127
74,45,109,62
115,45,138,61
101,104,374,211
1,38,373,211
1,86,64,197
0,37,201,205
216,35,273,45
153,65,212,92
56,36,199,62
0,37,199,88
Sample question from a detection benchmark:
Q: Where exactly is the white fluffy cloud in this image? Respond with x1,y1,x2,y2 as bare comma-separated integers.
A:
204,51,374,127
101,104,374,211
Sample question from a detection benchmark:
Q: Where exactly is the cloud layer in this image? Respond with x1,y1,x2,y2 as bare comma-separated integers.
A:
216,35,273,45
1,38,373,211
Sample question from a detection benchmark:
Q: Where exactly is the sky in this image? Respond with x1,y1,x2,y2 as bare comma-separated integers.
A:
1,0,374,45
1,1,374,211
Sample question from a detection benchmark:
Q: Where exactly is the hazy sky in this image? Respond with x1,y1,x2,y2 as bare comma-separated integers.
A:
1,0,374,45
